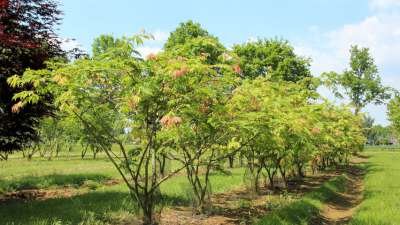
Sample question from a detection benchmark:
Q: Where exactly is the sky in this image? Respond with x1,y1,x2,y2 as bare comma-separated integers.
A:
57,0,400,125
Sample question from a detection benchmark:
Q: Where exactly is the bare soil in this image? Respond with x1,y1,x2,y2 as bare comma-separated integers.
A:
161,172,339,225
312,157,366,225
0,178,121,202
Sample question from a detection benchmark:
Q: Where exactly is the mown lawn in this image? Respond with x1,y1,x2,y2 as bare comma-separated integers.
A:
0,155,244,225
0,156,118,193
349,150,400,225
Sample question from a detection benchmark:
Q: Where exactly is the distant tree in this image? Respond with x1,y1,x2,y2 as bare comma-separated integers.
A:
368,125,392,145
362,114,375,144
233,39,312,82
164,20,215,50
323,46,390,114
387,95,400,141
0,0,63,153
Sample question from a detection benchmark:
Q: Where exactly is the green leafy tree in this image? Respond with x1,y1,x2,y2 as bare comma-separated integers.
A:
8,33,184,225
8,32,237,223
233,39,312,81
227,78,317,190
157,40,239,212
369,125,393,145
387,96,400,141
362,114,375,144
164,20,215,50
323,45,390,114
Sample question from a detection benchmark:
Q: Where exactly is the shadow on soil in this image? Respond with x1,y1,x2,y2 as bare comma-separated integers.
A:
0,189,190,225
0,173,113,193
256,159,371,225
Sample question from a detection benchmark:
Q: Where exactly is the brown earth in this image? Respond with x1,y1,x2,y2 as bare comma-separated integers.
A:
312,157,367,225
0,178,122,202
160,171,340,225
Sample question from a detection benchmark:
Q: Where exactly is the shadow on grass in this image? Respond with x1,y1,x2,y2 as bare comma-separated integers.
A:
0,173,112,193
0,189,190,225
256,175,348,225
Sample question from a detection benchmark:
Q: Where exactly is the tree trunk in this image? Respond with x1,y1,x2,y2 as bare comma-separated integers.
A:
228,155,234,168
158,154,166,177
278,164,287,188
81,144,88,159
296,163,304,177
265,167,277,189
0,152,9,160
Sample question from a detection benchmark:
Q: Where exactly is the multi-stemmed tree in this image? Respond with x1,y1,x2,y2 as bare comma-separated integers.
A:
8,21,367,225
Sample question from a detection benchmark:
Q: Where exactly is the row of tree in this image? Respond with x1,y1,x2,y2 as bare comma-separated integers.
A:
7,20,371,224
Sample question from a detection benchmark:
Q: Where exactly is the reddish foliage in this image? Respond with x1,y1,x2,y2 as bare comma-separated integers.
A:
199,99,212,113
160,115,183,128
311,127,321,135
172,67,189,79
0,0,63,153
233,64,242,74
146,53,157,61
0,0,9,8
0,0,61,48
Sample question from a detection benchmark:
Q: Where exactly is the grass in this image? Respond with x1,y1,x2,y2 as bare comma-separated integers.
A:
0,155,244,225
256,175,348,225
0,157,118,193
349,150,400,225
4,147,399,224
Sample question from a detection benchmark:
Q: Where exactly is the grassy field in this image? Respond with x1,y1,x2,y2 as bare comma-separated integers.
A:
349,149,400,225
2,148,400,225
0,154,244,225
256,175,349,225
0,157,118,193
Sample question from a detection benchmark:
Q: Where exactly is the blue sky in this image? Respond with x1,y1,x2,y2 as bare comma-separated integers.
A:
58,0,400,125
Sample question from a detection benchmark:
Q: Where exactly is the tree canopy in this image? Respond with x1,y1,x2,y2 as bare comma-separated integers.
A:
233,39,312,82
0,0,63,152
164,20,216,50
323,45,391,114
7,22,367,225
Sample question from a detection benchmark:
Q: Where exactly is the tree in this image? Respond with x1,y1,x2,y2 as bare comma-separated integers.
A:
323,45,390,114
227,78,318,190
0,0,63,153
362,114,375,144
9,32,235,224
164,20,215,50
233,39,312,81
157,44,238,213
368,125,392,145
387,95,400,141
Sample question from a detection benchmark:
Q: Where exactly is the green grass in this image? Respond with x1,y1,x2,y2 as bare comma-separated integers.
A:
349,150,400,225
0,155,244,225
0,157,119,193
6,148,399,225
256,175,348,225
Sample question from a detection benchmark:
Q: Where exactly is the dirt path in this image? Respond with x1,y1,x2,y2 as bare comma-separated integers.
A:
161,172,339,225
316,158,366,225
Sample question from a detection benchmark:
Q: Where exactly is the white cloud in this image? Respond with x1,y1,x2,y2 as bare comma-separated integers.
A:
247,36,258,43
294,0,400,125
369,0,400,10
135,30,167,58
60,38,83,52
136,46,162,58
294,44,346,76
327,14,400,68
152,30,169,42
